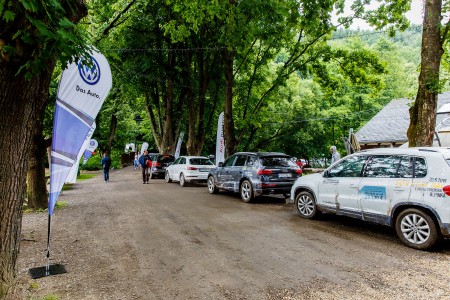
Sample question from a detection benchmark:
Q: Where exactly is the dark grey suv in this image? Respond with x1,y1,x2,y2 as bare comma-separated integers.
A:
207,152,302,202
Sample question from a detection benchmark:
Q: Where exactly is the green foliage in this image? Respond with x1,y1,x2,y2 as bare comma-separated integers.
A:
0,0,90,76
82,152,121,171
80,0,423,162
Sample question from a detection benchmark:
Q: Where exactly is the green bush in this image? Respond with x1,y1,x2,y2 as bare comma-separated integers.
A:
81,152,121,171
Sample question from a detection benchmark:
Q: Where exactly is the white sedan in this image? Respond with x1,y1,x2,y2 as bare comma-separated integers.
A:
165,156,216,187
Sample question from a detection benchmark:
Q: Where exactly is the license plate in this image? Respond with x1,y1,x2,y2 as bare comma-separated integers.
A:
199,169,209,172
278,173,292,178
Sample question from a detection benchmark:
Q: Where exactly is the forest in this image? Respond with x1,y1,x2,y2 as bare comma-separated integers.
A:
84,23,424,164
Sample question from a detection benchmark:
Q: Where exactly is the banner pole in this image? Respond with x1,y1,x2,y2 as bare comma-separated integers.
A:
46,214,51,276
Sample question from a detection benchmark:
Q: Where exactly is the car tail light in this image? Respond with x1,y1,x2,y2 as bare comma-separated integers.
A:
443,185,450,196
187,166,197,170
153,162,161,167
257,169,273,175
295,169,302,174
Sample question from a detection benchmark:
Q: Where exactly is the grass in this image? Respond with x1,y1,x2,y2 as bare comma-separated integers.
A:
29,282,39,290
61,183,72,191
77,173,97,181
24,171,95,213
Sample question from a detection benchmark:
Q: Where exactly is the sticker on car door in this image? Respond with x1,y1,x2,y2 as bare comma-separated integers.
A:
359,186,386,200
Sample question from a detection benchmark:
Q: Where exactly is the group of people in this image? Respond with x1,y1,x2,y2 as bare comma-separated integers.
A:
101,150,154,184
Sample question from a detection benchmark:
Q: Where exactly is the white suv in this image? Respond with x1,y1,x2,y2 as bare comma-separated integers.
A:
290,147,450,250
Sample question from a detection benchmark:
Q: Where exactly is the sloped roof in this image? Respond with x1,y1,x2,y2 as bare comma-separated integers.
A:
355,92,450,144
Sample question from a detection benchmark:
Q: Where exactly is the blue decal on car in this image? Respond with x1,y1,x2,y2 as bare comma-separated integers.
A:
359,186,386,200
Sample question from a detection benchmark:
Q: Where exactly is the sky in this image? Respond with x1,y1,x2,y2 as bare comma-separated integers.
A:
341,0,423,30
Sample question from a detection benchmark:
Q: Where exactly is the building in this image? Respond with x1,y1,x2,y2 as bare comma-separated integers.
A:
355,92,450,149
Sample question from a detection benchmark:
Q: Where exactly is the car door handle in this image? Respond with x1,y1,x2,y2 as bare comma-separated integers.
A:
394,188,405,191
349,184,358,189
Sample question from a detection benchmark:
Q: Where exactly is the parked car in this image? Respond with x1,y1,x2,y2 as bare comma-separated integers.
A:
207,152,302,202
290,147,450,250
165,156,216,186
149,154,175,179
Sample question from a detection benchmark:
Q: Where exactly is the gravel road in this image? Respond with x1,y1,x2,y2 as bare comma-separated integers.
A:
17,166,450,299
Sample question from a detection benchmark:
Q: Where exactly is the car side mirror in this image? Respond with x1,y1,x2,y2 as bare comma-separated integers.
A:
218,162,224,167
323,170,330,178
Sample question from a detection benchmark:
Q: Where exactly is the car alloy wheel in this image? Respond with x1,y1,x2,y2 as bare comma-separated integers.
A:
179,173,186,187
295,191,318,219
240,180,253,203
165,171,172,183
207,176,218,194
395,208,440,250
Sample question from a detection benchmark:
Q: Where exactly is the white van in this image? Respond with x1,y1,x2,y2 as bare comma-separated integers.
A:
290,147,450,250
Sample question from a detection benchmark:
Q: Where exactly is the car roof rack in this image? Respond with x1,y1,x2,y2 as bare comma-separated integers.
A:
418,148,438,152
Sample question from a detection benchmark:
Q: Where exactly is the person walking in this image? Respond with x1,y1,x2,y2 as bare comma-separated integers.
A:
330,145,341,164
101,152,112,182
134,152,139,169
139,150,151,184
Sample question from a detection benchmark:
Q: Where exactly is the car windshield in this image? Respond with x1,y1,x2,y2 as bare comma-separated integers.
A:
259,156,296,167
189,158,214,165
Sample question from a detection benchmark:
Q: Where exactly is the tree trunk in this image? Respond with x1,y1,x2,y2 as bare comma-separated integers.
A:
106,113,118,155
26,119,48,210
224,49,237,157
1,2,86,297
0,62,54,299
407,0,443,146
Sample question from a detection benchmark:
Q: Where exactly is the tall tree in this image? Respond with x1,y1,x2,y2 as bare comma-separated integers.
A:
407,0,449,146
361,0,450,146
0,1,88,297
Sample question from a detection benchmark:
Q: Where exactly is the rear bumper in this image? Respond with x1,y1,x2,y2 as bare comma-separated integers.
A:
185,173,209,182
254,182,293,196
151,168,166,177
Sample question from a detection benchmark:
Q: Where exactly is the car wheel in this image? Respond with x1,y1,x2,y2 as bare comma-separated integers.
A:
207,176,218,194
240,180,253,203
165,171,172,183
295,191,318,219
149,172,155,179
395,208,441,250
179,173,186,187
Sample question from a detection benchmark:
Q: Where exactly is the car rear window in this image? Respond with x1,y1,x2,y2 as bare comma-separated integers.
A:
158,156,175,163
189,158,214,165
259,156,297,167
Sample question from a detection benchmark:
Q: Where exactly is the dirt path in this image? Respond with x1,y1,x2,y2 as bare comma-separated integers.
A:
17,166,450,299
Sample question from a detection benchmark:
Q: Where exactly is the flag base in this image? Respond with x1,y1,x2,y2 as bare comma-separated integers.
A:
29,264,67,279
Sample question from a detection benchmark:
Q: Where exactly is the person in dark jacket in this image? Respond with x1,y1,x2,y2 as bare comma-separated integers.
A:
101,152,112,182
139,150,151,184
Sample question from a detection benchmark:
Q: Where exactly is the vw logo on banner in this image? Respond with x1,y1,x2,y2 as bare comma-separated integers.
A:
78,56,101,85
